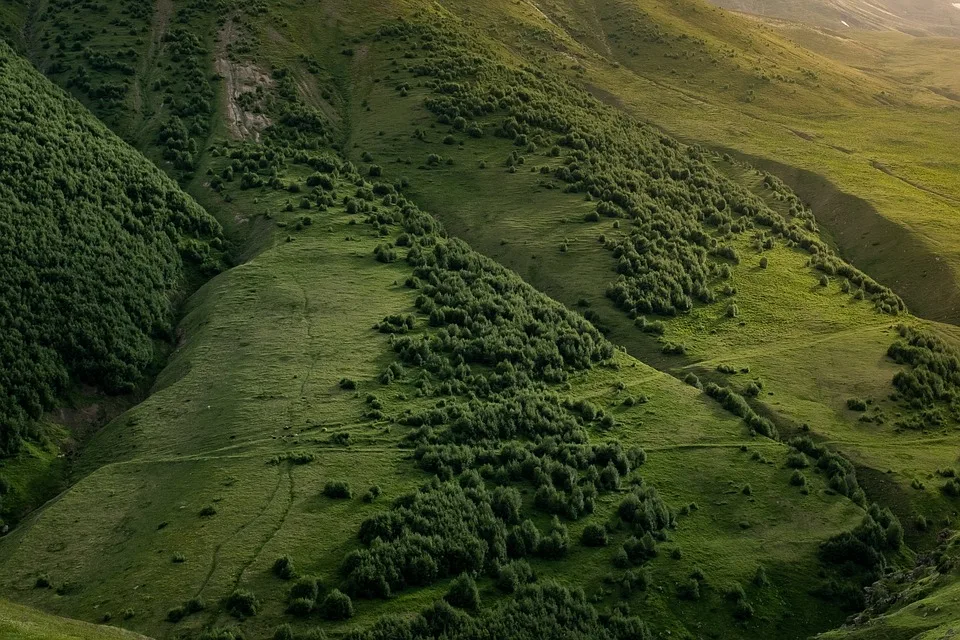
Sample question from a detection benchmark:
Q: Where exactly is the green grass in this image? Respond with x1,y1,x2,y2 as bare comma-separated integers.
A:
1,1,958,639
0,599,150,640
0,154,862,640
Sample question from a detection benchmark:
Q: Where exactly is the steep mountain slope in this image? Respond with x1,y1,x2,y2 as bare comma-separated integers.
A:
0,1,958,640
0,40,222,527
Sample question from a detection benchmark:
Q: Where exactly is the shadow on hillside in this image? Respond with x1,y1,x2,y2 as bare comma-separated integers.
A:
719,148,960,327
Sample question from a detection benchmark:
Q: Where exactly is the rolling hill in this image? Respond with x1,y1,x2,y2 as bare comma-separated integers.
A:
0,0,958,639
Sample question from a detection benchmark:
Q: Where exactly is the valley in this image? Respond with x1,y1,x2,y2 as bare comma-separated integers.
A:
0,1,958,639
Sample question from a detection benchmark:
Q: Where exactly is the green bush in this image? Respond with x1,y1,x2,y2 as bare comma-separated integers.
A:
445,573,480,611
321,589,353,620
846,398,867,411
225,589,260,618
273,555,296,580
581,523,608,547
286,597,314,617
323,480,352,499
290,576,319,602
676,578,700,600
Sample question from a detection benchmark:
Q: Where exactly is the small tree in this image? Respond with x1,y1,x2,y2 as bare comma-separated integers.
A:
272,555,296,580
581,523,608,547
323,481,352,499
445,573,480,611
225,589,260,618
320,589,353,620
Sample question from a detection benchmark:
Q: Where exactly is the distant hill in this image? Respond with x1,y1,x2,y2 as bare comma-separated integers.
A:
707,0,960,35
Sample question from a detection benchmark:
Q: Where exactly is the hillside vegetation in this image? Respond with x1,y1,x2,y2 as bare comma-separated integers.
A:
0,1,958,639
0,40,222,526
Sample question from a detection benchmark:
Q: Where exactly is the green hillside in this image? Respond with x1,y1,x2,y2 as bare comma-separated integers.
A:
0,0,959,639
0,40,222,527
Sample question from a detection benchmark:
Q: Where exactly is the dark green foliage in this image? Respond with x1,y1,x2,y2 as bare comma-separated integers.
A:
943,477,960,497
704,383,778,439
34,574,50,589
348,580,651,640
321,589,353,620
286,597,314,617
339,378,357,390
345,481,513,598
617,485,673,535
323,481,352,499
790,470,807,487
290,577,319,602
789,437,865,505
753,565,770,587
786,452,809,469
200,505,217,517
676,578,700,600
397,237,612,384
621,568,650,594
0,44,222,456
496,559,535,593
444,573,480,611
225,589,260,618
846,398,867,411
733,600,755,620
819,505,902,570
536,517,570,559
888,325,960,419
273,555,296,580
184,598,205,614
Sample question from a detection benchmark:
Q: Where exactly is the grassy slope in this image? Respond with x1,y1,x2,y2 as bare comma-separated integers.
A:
438,0,960,324
326,0,960,550
0,15,870,636
0,599,151,640
0,154,864,638
0,1,955,639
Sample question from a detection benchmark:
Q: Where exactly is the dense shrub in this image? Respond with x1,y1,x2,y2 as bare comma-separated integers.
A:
347,580,651,640
324,481,352,499
581,523,608,547
0,43,222,456
321,589,354,620
273,556,296,580
444,573,480,611
225,589,260,618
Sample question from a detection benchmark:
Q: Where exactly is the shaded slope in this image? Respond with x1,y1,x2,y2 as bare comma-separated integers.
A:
0,41,222,524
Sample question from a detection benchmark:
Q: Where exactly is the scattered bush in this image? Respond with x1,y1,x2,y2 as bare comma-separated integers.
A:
581,523,608,547
273,555,296,580
320,589,353,620
225,589,260,618
323,481,352,499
